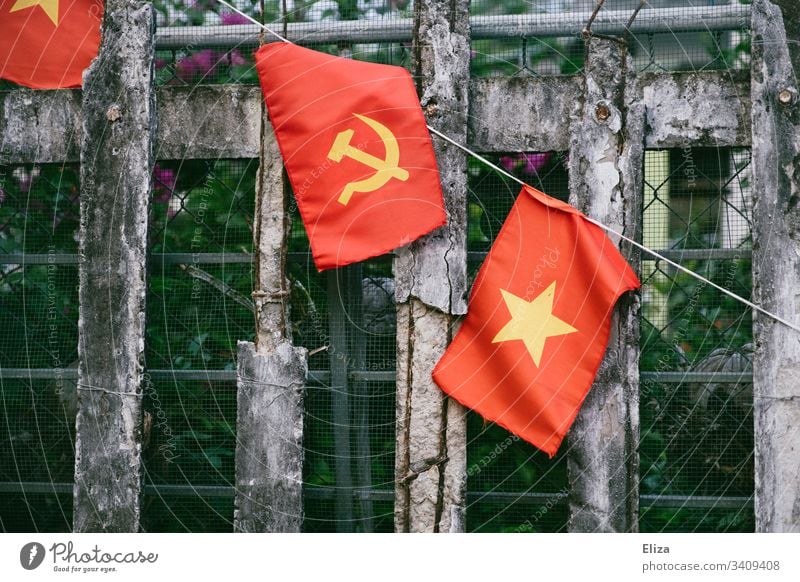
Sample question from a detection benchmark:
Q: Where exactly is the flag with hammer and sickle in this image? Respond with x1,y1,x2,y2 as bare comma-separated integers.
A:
255,42,446,271
0,0,102,88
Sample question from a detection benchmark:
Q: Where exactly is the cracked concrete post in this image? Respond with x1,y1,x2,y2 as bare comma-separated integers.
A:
393,0,470,533
566,37,642,533
750,0,800,533
234,101,307,532
73,2,155,532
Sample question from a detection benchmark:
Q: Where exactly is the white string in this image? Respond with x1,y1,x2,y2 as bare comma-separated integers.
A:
431,127,800,334
215,0,800,335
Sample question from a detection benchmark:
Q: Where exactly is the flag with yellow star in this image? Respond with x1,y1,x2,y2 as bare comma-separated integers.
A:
0,0,102,88
432,185,640,457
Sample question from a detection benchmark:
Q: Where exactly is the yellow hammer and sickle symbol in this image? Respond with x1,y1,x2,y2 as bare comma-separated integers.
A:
327,113,409,205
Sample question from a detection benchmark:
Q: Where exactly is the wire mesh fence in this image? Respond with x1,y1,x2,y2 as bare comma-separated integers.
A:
0,152,753,531
141,0,751,89
0,0,758,533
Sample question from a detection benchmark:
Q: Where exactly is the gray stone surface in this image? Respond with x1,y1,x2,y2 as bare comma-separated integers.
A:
73,2,156,532
393,0,470,533
566,37,642,533
750,0,800,533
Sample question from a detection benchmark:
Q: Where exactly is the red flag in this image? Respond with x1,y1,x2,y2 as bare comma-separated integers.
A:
433,185,640,457
0,0,102,89
255,42,446,271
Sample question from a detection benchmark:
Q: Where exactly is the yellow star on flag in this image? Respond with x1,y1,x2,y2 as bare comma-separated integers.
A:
492,281,578,367
10,0,60,26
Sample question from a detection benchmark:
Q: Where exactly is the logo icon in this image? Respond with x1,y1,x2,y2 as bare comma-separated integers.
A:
20,542,45,570
327,113,409,205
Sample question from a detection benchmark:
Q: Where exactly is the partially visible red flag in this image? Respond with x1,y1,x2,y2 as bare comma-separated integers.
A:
433,185,640,457
0,0,103,89
254,42,446,271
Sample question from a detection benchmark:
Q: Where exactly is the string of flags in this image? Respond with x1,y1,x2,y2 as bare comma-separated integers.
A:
1,0,793,457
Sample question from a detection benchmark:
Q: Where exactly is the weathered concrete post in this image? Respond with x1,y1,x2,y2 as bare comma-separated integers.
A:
566,36,643,532
234,104,307,532
750,0,800,533
74,2,156,532
393,0,470,533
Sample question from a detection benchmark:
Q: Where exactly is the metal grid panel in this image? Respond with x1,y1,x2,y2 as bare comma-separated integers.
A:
144,159,252,531
153,0,413,87
465,151,571,532
143,158,399,532
147,0,750,87
0,163,79,532
639,147,754,532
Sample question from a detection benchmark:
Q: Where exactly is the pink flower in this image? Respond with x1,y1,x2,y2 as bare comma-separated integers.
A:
229,49,247,66
498,152,552,176
499,155,517,173
153,166,177,204
521,153,551,176
176,49,218,81
221,12,251,25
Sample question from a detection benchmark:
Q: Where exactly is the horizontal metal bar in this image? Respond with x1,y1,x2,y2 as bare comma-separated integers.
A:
0,368,78,379
154,6,749,49
147,369,238,381
470,248,753,263
144,484,235,498
1,368,754,384
0,253,79,265
640,494,753,510
645,248,752,261
151,252,253,265
0,368,395,384
641,371,753,384
0,253,251,266
0,249,753,267
0,482,753,510
0,482,73,495
350,370,394,383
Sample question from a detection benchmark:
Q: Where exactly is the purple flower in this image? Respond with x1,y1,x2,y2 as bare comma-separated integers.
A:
229,49,247,66
499,155,517,173
176,49,218,81
221,12,251,25
153,165,177,204
498,152,552,176
521,153,551,176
